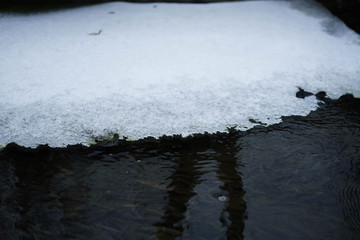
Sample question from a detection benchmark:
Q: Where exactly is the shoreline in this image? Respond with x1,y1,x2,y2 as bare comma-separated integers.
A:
1,90,359,152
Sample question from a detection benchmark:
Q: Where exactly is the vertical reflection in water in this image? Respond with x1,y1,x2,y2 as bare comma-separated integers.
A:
216,137,246,240
155,150,201,239
0,135,247,239
155,133,246,240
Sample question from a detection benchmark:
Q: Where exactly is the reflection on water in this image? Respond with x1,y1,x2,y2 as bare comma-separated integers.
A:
0,94,360,240
154,132,246,240
0,134,247,240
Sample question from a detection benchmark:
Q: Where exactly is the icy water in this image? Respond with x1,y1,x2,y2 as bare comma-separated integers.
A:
1,94,359,240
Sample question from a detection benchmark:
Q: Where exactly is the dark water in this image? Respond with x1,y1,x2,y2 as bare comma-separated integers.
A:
0,94,360,240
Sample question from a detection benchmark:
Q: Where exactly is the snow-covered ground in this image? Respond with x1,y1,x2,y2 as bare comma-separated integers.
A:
0,1,359,147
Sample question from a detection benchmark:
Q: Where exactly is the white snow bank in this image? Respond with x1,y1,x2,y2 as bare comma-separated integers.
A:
0,1,360,147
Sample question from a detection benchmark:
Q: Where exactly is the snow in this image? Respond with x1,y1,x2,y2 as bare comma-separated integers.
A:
0,1,360,147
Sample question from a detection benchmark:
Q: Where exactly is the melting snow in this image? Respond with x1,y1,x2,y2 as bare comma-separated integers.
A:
0,1,360,147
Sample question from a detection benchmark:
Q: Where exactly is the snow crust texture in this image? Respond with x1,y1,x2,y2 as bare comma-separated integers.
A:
0,1,360,147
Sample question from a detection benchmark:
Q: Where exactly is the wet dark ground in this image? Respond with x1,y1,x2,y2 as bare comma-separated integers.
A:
2,0,360,35
1,93,360,240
